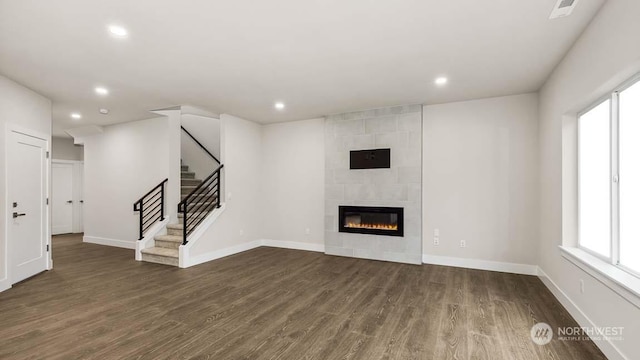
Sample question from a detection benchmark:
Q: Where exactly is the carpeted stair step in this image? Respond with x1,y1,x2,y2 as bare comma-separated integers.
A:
180,203,218,214
181,171,195,179
177,211,213,224
141,247,179,266
181,178,202,187
181,186,198,195
187,201,218,209
181,198,217,206
181,193,217,201
166,223,183,236
181,165,189,172
154,234,183,249
177,210,212,218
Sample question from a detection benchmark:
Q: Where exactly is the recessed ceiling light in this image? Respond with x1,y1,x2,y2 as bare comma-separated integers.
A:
275,102,285,110
95,87,109,95
435,77,448,86
99,108,109,115
108,25,128,38
71,113,82,120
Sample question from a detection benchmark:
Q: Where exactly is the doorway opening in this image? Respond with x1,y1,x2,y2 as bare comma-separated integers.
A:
51,136,84,236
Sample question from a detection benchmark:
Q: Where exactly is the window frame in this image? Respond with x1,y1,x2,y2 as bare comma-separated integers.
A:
577,73,640,279
577,96,613,263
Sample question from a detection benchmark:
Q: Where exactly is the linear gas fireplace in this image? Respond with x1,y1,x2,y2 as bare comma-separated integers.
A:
339,206,404,237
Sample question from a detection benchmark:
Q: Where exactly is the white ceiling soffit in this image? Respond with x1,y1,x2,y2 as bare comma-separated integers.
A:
180,105,219,118
150,105,218,118
64,125,104,143
0,0,605,136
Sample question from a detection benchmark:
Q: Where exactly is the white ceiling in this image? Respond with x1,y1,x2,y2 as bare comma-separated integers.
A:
0,0,604,136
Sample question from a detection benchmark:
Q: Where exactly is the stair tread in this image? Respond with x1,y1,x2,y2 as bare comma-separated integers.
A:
181,194,213,199
154,234,183,242
182,200,217,205
166,223,184,230
141,247,178,257
177,211,212,218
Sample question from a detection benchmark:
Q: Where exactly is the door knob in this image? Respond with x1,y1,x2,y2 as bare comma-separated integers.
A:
66,200,73,204
13,212,26,218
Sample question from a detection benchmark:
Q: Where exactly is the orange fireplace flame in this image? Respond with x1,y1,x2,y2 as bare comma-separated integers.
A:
345,222,398,231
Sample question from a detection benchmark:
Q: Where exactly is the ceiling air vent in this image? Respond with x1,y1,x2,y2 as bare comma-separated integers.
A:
550,0,579,19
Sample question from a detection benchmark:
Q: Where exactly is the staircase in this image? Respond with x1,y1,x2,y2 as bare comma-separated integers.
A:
139,164,200,266
135,125,222,267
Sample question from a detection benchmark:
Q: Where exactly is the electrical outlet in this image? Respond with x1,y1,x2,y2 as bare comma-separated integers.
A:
239,229,244,236
434,228,440,237
580,279,584,293
433,237,440,246
460,240,466,248
305,228,311,235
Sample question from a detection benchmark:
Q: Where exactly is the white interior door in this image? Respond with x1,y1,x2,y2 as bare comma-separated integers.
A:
8,130,49,284
52,162,73,235
74,162,84,233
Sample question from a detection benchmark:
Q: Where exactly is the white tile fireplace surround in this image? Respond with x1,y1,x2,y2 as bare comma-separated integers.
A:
325,105,422,264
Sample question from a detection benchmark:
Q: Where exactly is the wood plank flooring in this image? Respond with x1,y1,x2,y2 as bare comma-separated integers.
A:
0,234,606,359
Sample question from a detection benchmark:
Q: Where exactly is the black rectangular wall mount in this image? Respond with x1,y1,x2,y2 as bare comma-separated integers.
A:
349,148,391,169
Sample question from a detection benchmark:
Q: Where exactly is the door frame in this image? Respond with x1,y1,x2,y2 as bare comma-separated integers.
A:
3,123,51,289
51,159,84,234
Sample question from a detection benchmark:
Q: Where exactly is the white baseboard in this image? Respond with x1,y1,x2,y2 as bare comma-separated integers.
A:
83,236,136,250
422,254,538,275
261,239,324,253
537,267,626,360
182,240,262,268
0,278,11,293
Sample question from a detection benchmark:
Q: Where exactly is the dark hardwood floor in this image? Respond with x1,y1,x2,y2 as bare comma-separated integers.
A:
0,234,606,359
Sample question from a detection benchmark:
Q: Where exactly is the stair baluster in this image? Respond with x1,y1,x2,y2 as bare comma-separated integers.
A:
177,164,223,245
133,178,168,240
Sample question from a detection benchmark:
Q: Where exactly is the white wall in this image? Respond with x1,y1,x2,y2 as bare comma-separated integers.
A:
0,74,51,290
82,117,172,248
52,136,83,161
261,118,325,246
189,114,262,255
539,0,640,359
180,114,220,180
423,94,539,267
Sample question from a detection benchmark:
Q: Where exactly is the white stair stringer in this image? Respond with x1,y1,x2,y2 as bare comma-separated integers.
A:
178,203,227,268
135,218,170,261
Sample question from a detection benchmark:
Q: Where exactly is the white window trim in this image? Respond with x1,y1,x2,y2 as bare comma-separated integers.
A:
560,246,640,310
610,90,620,266
576,74,640,280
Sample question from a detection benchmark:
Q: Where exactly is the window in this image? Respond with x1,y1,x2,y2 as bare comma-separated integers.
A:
578,76,640,277
579,100,611,258
619,80,640,274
